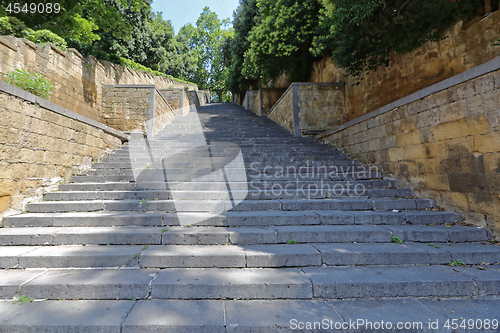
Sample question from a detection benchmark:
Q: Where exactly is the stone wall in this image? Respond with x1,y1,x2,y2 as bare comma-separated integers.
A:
297,84,345,131
153,90,176,136
309,10,500,122
250,89,288,116
186,91,200,109
268,86,294,134
250,90,261,115
262,89,287,116
267,83,345,136
0,82,126,214
319,64,500,236
243,90,258,110
102,85,179,136
101,87,150,133
0,36,197,123
159,89,184,111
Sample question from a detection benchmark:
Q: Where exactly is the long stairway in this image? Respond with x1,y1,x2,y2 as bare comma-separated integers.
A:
1,103,499,332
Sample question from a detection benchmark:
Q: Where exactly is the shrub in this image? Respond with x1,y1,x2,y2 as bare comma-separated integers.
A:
24,29,68,51
118,57,197,86
4,69,55,99
0,16,27,37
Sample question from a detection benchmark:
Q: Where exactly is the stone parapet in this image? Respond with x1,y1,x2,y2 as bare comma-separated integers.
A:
320,61,500,236
0,82,126,214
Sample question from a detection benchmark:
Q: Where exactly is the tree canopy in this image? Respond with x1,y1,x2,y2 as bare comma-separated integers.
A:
227,0,484,95
1,0,198,85
178,7,234,102
0,0,488,98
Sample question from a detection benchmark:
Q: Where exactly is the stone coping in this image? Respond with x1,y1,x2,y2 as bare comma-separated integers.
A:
0,81,130,142
317,56,500,139
268,82,344,117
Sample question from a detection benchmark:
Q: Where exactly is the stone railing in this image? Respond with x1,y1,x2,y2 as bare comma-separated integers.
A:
102,85,182,137
250,88,287,117
242,90,258,110
318,56,500,236
0,81,128,214
267,83,345,137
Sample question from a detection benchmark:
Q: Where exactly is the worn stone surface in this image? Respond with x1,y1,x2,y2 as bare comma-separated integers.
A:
225,299,342,332
304,265,475,298
122,300,225,333
0,300,134,333
151,268,312,299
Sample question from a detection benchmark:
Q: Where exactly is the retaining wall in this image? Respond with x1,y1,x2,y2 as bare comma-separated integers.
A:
319,59,500,235
0,81,127,214
0,36,197,123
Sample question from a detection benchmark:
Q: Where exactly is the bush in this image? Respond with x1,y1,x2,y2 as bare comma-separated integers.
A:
0,16,27,36
4,69,55,99
24,29,68,51
118,57,197,86
1,16,68,51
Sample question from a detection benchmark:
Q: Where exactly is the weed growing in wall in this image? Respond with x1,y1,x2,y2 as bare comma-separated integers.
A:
4,69,55,99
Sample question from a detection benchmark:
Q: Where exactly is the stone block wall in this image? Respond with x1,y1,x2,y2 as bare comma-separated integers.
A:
0,83,126,214
101,87,150,133
186,91,200,109
243,90,258,110
320,66,500,235
250,89,288,116
262,89,287,116
250,90,261,115
268,87,294,133
0,36,197,123
297,84,345,131
153,90,176,136
309,10,500,121
159,89,183,111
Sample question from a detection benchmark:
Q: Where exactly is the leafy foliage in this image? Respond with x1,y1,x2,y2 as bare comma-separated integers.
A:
4,69,55,99
311,0,482,76
227,0,483,94
0,0,199,87
226,0,260,98
0,16,28,36
24,29,68,51
179,7,234,101
241,0,322,85
118,57,196,85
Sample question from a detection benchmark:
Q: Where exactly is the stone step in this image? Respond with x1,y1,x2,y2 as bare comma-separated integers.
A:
44,188,411,201
0,265,499,301
117,147,342,155
58,179,398,192
120,143,335,150
89,164,367,174
70,171,383,183
27,198,434,213
1,243,499,269
0,297,499,332
86,166,373,177
102,156,352,163
0,225,490,246
4,210,460,228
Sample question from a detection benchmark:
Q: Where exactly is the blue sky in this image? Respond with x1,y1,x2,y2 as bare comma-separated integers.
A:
151,0,240,34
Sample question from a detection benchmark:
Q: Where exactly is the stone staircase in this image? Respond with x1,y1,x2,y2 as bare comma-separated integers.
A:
0,103,499,332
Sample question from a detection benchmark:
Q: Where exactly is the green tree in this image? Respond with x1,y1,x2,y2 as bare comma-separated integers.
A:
242,0,322,85
227,0,260,97
312,0,482,77
179,7,234,102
